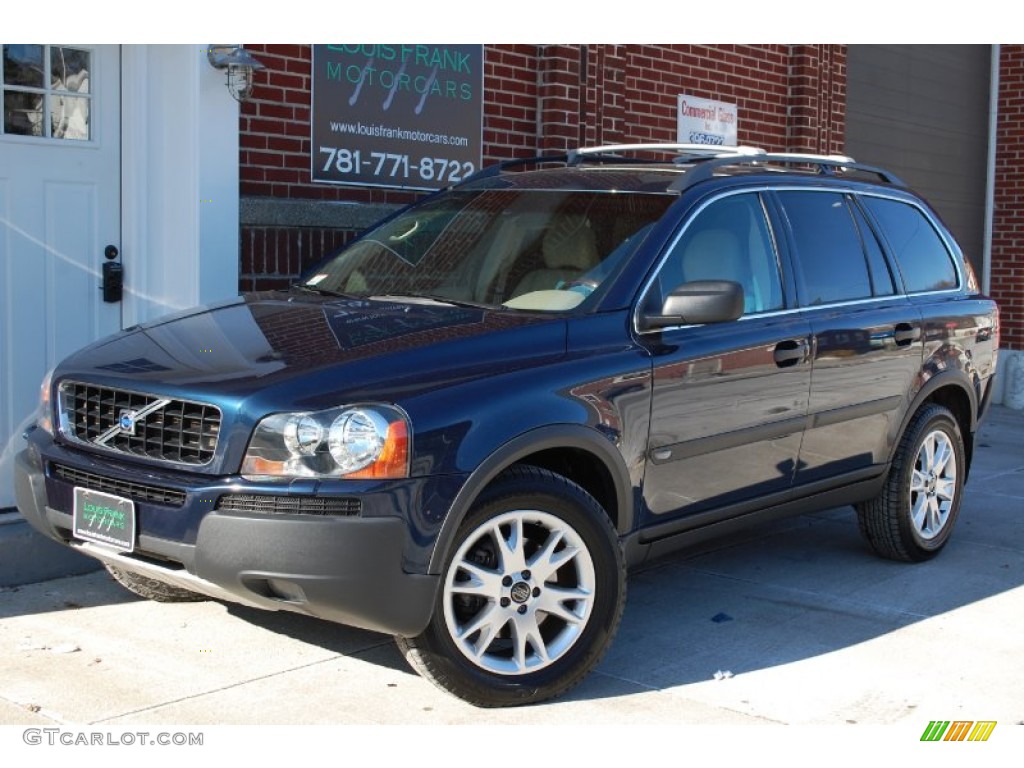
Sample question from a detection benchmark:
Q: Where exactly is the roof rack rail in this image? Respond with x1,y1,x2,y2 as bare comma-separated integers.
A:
452,145,904,192
770,152,856,164
568,143,766,164
669,152,905,191
456,143,760,187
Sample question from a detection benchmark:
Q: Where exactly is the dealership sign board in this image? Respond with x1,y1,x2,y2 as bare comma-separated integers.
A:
312,45,483,190
677,94,738,146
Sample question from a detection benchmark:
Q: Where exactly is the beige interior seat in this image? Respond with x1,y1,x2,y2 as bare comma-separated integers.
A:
680,228,755,312
512,215,598,296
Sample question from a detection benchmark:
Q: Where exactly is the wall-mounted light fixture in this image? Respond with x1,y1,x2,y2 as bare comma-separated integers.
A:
206,45,265,102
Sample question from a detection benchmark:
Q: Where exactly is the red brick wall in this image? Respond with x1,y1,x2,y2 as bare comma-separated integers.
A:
239,44,848,290
993,45,1024,351
239,227,353,293
622,46,790,149
787,45,846,154
484,44,539,159
523,44,846,155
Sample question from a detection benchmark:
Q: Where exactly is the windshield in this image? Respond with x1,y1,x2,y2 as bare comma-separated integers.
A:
302,189,673,311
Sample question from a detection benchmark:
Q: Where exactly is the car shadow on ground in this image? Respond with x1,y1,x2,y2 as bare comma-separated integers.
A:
223,602,405,670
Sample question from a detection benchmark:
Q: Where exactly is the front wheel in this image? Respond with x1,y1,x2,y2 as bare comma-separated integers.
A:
397,465,626,707
856,404,967,562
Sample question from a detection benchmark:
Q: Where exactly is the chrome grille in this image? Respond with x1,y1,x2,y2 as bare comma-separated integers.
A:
52,463,187,507
60,382,221,465
216,494,362,516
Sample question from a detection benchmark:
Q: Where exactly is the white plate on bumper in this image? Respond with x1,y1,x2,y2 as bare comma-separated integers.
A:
73,487,136,552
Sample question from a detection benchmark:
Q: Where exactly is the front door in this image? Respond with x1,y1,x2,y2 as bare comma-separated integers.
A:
0,44,121,507
639,191,812,524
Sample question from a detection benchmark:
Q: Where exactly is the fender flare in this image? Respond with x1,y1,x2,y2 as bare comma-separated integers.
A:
890,370,979,466
426,424,635,575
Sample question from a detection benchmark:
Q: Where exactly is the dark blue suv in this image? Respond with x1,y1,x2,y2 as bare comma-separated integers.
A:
16,145,1000,706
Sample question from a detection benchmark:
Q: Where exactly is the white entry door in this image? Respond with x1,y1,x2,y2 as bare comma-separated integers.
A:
0,44,122,508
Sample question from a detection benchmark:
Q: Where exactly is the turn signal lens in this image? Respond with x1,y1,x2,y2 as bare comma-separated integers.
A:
345,420,409,479
37,369,54,435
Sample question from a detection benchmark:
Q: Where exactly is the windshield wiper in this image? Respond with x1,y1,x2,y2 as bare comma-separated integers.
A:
369,293,493,310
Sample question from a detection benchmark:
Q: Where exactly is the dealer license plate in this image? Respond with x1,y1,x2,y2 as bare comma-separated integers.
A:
73,487,136,553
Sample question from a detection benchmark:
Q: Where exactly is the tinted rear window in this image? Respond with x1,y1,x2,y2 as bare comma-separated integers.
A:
861,197,959,293
778,191,873,306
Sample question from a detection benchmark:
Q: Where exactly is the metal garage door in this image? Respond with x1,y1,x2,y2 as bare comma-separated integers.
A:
846,45,991,272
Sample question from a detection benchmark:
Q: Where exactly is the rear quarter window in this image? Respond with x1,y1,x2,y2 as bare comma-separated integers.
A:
861,197,960,293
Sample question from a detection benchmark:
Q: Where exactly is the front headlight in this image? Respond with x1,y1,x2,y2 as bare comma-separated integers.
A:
37,368,55,435
241,405,410,480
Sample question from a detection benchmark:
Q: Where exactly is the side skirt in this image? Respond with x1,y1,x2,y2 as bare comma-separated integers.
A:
622,469,887,568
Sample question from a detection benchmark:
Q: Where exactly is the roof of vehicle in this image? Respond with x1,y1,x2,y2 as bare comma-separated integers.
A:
457,143,906,195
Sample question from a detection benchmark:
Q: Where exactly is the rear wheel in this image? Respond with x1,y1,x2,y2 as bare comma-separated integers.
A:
856,404,966,562
397,465,625,707
104,564,206,603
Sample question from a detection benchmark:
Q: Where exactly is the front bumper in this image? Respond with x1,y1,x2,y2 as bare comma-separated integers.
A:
16,439,447,637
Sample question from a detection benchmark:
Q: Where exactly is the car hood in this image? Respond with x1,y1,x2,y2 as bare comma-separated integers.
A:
55,292,568,411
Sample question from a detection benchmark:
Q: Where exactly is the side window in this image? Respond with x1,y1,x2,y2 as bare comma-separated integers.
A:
778,191,873,306
861,197,960,293
656,193,784,315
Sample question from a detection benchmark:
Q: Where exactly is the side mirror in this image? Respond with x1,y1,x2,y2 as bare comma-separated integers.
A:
641,280,744,330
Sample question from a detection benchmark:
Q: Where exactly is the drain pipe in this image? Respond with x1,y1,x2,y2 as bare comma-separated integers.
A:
983,44,999,296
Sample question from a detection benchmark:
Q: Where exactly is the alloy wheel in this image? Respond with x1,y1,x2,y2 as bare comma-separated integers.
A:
909,428,958,540
442,509,596,675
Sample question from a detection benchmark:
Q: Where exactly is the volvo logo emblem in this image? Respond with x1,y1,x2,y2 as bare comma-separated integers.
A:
118,409,137,434
93,398,171,448
510,582,531,604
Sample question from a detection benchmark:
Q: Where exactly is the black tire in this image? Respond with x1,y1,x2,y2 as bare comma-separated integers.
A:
855,404,966,562
397,465,626,707
104,564,207,603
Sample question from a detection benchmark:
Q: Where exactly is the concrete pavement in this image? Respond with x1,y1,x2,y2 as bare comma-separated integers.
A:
0,406,1021,726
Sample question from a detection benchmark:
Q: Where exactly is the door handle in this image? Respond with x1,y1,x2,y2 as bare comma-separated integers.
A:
894,323,920,346
100,244,123,303
774,339,808,368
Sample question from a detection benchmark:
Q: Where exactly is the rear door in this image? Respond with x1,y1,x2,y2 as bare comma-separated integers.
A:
772,189,923,486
